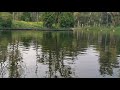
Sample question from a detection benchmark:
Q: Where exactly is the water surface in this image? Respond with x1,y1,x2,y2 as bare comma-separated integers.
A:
0,30,120,78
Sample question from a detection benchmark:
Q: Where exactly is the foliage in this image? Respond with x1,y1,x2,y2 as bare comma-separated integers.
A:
13,12,41,22
59,12,74,27
42,12,74,28
1,12,120,28
20,12,31,21
0,12,12,28
42,12,55,28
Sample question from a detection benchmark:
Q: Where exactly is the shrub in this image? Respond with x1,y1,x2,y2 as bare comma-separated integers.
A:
0,12,12,28
59,13,74,28
42,12,74,28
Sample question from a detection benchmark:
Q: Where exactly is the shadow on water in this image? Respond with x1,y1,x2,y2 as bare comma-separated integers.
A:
0,30,120,78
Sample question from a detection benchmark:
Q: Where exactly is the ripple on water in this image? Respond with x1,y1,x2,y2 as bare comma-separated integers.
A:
117,55,120,57
1,30,120,78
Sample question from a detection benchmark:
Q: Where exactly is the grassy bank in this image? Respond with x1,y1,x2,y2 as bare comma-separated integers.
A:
1,20,120,32
75,26,120,35
12,20,44,29
73,26,120,36
74,26,115,31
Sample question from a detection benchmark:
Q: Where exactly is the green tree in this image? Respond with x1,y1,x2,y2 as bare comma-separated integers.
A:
42,12,74,28
0,12,12,28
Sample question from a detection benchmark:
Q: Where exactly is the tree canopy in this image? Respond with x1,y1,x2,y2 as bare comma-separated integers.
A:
0,12,120,28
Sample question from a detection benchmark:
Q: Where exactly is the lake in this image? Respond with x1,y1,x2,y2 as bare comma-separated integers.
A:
0,30,120,78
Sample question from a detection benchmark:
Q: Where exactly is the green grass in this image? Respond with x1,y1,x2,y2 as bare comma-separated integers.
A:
12,20,44,29
73,26,120,36
74,26,114,31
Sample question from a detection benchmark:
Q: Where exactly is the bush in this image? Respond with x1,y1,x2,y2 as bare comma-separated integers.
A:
20,12,31,21
59,13,74,28
0,12,12,28
42,12,55,28
42,12,74,28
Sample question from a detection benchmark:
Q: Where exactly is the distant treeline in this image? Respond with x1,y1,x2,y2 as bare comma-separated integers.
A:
0,12,120,28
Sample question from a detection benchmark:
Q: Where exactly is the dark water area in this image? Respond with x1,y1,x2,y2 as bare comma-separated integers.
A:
0,30,120,78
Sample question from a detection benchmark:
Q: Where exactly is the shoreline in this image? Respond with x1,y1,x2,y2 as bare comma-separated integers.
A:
0,28,73,31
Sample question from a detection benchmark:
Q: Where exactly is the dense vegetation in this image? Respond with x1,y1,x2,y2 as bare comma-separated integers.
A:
42,12,74,28
0,12,12,28
0,12,120,29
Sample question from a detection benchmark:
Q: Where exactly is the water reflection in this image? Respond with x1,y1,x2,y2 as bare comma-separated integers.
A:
0,30,120,78
98,32,120,77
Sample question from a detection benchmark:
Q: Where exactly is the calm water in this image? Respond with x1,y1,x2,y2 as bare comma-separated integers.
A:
0,30,120,78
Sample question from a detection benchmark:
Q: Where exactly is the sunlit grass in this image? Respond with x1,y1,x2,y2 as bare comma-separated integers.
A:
12,20,44,29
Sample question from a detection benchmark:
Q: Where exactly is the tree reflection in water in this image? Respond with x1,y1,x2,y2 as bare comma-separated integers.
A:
98,32,119,77
36,32,75,78
0,30,120,78
8,39,24,78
